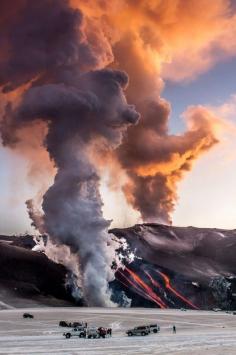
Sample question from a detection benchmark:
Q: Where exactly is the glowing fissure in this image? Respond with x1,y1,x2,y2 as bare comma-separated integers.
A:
155,270,199,310
117,269,166,308
116,269,159,305
125,267,166,308
117,266,198,309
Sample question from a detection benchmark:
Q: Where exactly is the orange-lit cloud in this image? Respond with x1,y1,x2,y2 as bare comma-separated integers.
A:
71,0,236,224
1,0,236,229
173,94,236,229
118,106,224,224
74,0,236,82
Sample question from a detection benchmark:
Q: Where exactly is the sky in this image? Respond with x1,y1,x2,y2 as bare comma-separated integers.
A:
163,57,236,228
164,57,236,134
1,0,236,234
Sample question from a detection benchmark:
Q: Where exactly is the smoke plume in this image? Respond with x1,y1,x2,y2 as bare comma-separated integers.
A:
0,0,139,306
117,105,220,223
0,0,233,304
75,0,230,223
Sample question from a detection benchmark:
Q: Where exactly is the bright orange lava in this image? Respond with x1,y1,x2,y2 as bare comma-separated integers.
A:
125,267,166,308
154,269,199,310
117,267,198,310
117,268,166,308
116,269,152,302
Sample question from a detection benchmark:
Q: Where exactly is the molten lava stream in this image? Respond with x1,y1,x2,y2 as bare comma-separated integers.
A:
125,267,166,308
154,270,199,310
144,270,167,307
117,269,165,308
116,269,155,302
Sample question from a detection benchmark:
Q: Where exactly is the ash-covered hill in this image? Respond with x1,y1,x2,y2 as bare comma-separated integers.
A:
110,224,236,310
111,224,236,281
0,235,74,308
1,224,236,310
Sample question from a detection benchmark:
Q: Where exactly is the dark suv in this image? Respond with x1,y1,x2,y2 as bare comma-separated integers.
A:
23,313,34,319
126,326,150,336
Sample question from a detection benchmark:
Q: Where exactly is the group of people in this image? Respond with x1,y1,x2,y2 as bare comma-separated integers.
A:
97,327,112,337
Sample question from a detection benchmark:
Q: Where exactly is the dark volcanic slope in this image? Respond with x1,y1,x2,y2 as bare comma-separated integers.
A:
110,223,236,284
1,224,236,309
0,234,36,249
0,240,73,306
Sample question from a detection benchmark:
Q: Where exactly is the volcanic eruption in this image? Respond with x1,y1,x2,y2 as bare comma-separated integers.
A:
1,0,235,306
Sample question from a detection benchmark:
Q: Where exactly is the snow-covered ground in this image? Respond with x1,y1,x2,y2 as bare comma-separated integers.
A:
0,307,236,354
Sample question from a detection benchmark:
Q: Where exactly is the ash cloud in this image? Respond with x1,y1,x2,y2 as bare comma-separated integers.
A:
0,0,139,306
117,103,219,224
111,29,220,224
0,0,112,92
77,0,227,224
4,70,139,306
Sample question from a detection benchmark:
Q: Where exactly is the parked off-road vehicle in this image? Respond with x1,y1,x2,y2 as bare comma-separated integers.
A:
149,324,160,333
63,326,86,339
59,321,85,327
23,313,34,319
126,326,150,336
87,327,99,339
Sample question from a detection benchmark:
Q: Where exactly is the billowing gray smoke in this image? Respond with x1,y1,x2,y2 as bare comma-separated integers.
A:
0,0,139,305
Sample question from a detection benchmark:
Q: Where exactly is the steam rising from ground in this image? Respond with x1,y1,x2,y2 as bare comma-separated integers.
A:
0,0,234,304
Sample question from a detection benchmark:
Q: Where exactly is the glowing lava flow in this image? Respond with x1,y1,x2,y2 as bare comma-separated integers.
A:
144,270,167,305
154,270,199,310
116,269,166,308
116,269,156,303
125,267,166,308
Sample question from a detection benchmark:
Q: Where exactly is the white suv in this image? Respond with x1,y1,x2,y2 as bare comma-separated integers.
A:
149,324,160,333
63,326,86,339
